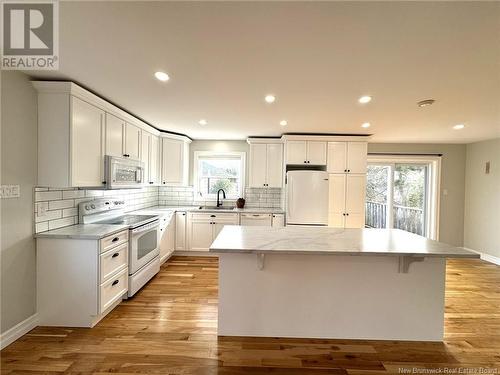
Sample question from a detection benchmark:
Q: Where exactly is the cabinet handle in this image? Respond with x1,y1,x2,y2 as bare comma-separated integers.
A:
149,182,153,184
102,181,106,185
112,253,119,258
112,280,119,286
162,182,166,184
182,213,186,216
123,154,130,157
111,237,119,242
210,214,216,218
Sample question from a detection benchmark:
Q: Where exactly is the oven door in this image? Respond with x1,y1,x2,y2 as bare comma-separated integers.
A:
129,220,160,274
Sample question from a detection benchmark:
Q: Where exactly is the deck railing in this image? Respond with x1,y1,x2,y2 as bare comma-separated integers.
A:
365,201,424,236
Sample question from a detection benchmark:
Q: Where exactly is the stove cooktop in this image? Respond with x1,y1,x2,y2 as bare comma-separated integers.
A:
95,214,158,228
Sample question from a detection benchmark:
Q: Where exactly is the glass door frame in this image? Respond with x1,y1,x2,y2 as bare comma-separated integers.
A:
367,155,441,240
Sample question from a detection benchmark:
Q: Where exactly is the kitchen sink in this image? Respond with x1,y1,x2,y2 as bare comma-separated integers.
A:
198,206,235,211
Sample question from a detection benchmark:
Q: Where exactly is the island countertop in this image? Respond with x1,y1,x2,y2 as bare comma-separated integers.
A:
210,226,479,258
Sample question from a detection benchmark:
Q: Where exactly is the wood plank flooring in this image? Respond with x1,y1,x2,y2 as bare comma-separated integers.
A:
1,256,499,374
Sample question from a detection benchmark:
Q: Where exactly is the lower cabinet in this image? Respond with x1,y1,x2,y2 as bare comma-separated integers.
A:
159,213,175,263
187,212,239,251
175,211,187,250
37,230,129,327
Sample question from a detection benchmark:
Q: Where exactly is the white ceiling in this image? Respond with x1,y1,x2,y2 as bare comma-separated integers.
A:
31,1,500,143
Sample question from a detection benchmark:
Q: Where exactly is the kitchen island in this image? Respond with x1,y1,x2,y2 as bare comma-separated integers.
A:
209,226,479,341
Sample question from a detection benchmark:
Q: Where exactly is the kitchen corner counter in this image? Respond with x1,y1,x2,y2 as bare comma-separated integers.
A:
210,225,479,259
34,224,129,240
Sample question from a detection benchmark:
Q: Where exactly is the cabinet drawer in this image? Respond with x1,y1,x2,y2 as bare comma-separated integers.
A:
190,212,238,221
100,230,129,253
100,242,128,282
100,268,128,313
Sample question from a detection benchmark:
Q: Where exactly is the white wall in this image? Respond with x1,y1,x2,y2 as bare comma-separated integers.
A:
1,71,38,333
464,138,500,260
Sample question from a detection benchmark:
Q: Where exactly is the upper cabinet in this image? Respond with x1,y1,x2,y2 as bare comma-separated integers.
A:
33,81,166,188
286,140,327,165
248,140,284,188
71,97,105,187
327,142,367,174
161,137,190,186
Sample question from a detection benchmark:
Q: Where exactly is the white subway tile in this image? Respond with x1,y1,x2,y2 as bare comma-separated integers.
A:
35,209,62,223
48,217,76,231
35,190,62,202
35,222,49,233
63,190,85,199
62,207,78,218
49,199,74,210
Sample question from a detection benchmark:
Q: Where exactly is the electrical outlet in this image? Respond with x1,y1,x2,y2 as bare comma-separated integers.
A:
0,185,21,199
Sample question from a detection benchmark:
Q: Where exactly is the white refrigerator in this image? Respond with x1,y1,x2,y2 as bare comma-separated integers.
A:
286,170,329,226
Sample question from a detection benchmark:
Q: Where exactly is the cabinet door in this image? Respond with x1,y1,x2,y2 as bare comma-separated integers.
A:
345,174,366,228
347,142,368,174
286,141,307,164
125,123,141,160
327,142,347,173
307,141,327,165
328,174,346,228
71,97,105,187
150,135,160,185
162,138,184,185
105,113,124,157
266,144,283,188
190,220,213,251
140,131,150,185
249,144,267,187
175,212,186,250
272,214,285,227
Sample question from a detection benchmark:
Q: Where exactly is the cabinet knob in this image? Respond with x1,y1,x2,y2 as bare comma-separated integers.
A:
348,169,351,172
102,181,106,185
346,213,349,216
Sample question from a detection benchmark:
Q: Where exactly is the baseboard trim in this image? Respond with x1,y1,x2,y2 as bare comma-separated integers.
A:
0,314,38,350
463,247,500,266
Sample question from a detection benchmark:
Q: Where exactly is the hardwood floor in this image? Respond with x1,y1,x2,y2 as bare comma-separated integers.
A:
1,256,499,374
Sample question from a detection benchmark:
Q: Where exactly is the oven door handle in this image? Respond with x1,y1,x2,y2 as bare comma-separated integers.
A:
132,220,159,234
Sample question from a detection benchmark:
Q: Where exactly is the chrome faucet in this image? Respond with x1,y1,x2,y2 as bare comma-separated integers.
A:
216,189,226,207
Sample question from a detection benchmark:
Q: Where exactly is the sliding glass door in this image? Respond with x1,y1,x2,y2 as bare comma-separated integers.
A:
365,160,436,238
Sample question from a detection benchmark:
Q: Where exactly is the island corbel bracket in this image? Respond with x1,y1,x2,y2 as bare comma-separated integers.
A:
257,253,265,270
398,256,425,273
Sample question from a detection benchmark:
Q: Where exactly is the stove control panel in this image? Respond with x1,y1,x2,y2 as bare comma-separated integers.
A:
79,198,126,217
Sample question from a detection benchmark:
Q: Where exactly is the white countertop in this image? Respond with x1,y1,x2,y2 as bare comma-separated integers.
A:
133,205,284,214
35,224,129,240
209,226,479,258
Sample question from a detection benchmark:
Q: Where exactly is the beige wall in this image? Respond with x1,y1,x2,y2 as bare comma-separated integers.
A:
464,138,500,259
368,143,466,246
1,71,38,333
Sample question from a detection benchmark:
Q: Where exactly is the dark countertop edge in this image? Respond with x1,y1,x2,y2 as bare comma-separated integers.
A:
208,248,480,258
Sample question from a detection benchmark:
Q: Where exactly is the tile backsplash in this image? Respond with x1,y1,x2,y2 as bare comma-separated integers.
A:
34,186,158,233
34,185,284,233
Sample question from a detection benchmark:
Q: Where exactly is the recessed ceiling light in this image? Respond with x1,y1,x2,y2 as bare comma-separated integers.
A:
453,124,465,130
361,122,371,128
280,120,288,126
198,119,208,126
265,95,276,103
154,71,170,82
417,99,435,107
358,96,372,104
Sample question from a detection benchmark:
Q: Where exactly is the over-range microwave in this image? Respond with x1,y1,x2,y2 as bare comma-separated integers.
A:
105,155,144,189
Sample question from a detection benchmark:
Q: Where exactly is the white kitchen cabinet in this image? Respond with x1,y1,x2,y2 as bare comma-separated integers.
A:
150,135,161,185
272,213,285,227
159,214,175,263
161,138,189,185
105,113,124,157
328,174,366,228
286,140,327,165
248,142,283,188
125,123,141,160
140,131,151,184
37,230,129,327
187,212,239,251
306,141,327,165
327,142,367,174
175,211,187,250
71,97,105,187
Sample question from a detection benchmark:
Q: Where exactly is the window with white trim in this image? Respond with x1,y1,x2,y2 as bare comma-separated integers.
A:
193,151,246,200
365,155,441,240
